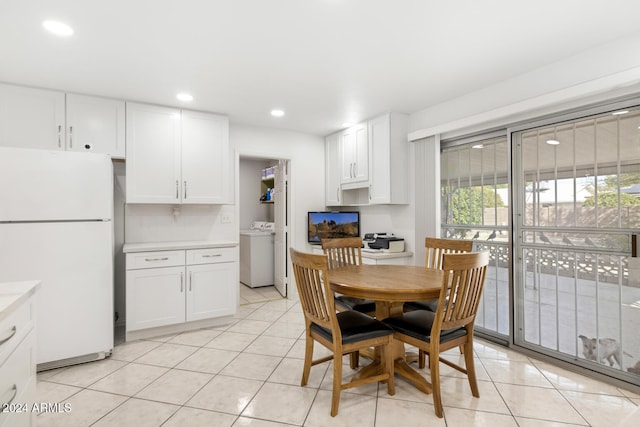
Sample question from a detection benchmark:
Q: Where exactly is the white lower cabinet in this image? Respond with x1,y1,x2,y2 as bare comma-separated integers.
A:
0,286,37,427
126,266,185,331
126,247,237,339
186,262,236,321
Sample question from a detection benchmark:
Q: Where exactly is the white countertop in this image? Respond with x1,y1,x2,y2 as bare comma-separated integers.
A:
123,240,239,253
0,281,40,322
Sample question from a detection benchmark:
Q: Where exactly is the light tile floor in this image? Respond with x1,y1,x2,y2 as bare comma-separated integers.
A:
35,288,640,427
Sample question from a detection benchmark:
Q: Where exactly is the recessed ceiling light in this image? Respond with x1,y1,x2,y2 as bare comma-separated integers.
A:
271,109,285,117
42,20,74,36
176,93,193,102
612,110,629,115
546,139,560,145
341,122,353,128
472,144,484,149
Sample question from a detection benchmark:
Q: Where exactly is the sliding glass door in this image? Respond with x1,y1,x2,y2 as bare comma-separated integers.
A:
440,135,510,339
513,108,640,381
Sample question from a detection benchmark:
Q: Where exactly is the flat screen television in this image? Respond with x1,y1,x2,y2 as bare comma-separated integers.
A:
308,211,360,244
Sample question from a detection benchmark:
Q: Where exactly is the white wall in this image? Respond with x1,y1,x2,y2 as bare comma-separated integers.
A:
356,141,416,259
230,124,325,298
409,32,640,140
408,32,640,245
230,123,325,246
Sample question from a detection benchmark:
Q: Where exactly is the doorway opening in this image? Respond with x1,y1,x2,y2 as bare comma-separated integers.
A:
238,155,289,304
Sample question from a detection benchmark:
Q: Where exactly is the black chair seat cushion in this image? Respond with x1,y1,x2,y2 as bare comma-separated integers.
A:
383,310,467,344
335,295,376,313
310,310,393,345
404,298,439,312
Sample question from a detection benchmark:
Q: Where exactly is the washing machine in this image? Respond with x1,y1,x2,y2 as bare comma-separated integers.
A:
240,222,275,287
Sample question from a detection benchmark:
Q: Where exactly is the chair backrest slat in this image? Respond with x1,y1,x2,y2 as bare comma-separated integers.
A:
425,237,474,270
434,251,489,333
321,237,363,269
290,248,339,335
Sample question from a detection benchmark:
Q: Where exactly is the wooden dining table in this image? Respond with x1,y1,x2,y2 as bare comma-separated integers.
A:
328,264,444,394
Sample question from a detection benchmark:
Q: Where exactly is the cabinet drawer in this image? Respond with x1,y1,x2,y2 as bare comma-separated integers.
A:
187,247,236,265
0,331,36,427
0,297,34,366
127,250,185,270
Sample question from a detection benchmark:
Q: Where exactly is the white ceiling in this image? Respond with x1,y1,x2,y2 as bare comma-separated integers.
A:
2,0,640,136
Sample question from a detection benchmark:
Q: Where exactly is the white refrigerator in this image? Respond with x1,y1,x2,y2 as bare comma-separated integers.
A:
0,147,114,370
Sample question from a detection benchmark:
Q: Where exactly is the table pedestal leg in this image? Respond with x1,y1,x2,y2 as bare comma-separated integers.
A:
350,301,432,394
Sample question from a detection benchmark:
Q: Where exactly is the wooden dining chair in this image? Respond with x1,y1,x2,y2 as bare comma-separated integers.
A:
321,237,376,315
290,248,395,417
384,251,489,418
404,237,474,367
406,238,475,310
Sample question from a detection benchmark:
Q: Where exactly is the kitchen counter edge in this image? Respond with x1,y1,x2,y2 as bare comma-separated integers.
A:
123,241,239,253
0,280,41,321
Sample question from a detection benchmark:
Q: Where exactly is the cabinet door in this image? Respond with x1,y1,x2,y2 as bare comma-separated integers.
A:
340,122,368,187
0,83,65,150
340,126,356,183
126,103,181,203
325,132,342,205
353,122,369,183
126,266,185,331
368,114,391,204
66,94,125,158
181,111,229,204
186,262,237,321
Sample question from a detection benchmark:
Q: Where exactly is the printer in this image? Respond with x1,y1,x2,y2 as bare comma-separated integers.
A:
368,236,405,253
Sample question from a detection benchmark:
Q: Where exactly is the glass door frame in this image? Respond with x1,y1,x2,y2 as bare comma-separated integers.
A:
440,130,513,344
509,96,640,386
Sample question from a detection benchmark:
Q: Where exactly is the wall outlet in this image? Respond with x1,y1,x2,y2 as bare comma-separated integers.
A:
221,212,232,224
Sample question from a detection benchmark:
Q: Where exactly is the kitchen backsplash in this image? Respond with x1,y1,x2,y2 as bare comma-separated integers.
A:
124,204,236,243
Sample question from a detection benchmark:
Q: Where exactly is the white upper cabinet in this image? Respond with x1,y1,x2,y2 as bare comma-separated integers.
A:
181,110,229,204
126,102,230,204
325,132,342,206
325,112,409,206
0,83,125,158
126,103,182,203
340,122,369,188
66,94,125,158
368,113,408,204
0,83,65,150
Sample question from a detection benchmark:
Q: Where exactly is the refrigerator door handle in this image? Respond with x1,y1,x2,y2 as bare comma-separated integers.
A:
184,181,187,199
189,271,192,291
0,326,17,345
180,272,184,292
175,180,179,200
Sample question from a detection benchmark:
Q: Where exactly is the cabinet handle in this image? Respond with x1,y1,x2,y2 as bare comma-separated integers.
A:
202,254,222,258
0,326,17,346
180,272,184,292
189,271,192,291
4,384,17,406
369,185,372,200
350,163,353,178
176,180,179,200
69,125,73,148
337,187,340,202
144,257,169,262
184,181,187,199
354,163,357,177
57,125,62,148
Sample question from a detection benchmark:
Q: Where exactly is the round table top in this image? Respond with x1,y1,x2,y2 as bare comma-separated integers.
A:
328,264,444,302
